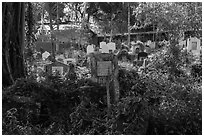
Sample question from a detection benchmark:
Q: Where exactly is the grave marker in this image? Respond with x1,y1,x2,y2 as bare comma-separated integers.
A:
148,41,155,49
45,61,69,76
100,42,109,53
187,37,201,56
87,44,95,54
97,61,112,76
107,42,116,52
89,53,119,106
42,51,50,60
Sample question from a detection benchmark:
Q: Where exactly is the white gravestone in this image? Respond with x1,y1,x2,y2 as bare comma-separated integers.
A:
148,41,155,49
146,40,152,46
187,37,201,56
87,44,95,54
107,42,116,52
100,42,106,49
100,42,109,53
42,51,50,60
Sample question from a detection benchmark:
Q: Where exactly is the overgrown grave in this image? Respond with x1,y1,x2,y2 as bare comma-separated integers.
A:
89,52,119,110
45,60,69,76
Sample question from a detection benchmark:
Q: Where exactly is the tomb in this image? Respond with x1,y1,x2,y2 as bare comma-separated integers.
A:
187,37,201,56
89,52,119,104
45,61,69,76
87,44,95,54
100,42,109,53
107,42,116,53
42,51,50,60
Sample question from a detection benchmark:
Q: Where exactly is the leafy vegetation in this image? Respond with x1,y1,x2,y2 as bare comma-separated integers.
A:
3,47,202,134
2,2,202,135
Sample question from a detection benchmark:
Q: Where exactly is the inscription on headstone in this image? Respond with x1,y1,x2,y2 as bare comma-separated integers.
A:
97,61,112,76
187,37,201,56
89,53,119,105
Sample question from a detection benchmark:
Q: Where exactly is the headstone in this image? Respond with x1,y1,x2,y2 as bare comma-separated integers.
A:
146,40,152,46
149,42,156,49
45,61,69,76
89,53,119,104
100,41,106,49
63,58,76,65
187,37,201,56
100,42,109,53
107,42,116,52
42,51,50,60
87,44,95,54
97,61,112,76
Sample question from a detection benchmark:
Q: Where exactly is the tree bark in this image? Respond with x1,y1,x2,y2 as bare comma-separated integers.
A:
128,3,131,47
47,3,56,60
57,2,59,30
2,2,26,87
109,14,113,42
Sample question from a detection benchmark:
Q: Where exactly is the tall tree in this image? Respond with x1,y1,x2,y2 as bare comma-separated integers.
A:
87,2,138,40
133,2,202,41
2,2,26,87
44,2,59,60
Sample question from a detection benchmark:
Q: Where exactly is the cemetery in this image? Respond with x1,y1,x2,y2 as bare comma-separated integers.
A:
2,2,202,135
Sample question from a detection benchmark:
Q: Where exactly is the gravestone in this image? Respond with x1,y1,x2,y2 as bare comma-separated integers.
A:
63,58,76,65
107,42,116,52
45,61,69,76
100,41,106,49
42,51,50,60
187,37,201,56
89,53,119,105
179,39,186,49
149,42,156,49
87,44,95,54
100,42,109,53
146,40,152,46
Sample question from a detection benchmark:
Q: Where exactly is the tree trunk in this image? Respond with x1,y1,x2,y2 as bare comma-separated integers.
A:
128,3,131,47
109,15,113,42
2,2,26,87
57,2,59,30
47,5,55,60
79,2,87,46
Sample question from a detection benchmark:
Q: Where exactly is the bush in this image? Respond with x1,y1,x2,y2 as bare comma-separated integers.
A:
3,48,202,135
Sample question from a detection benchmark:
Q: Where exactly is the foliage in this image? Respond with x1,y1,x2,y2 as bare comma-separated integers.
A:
2,3,202,134
133,2,202,31
3,54,202,134
87,2,138,35
64,2,84,22
44,2,65,21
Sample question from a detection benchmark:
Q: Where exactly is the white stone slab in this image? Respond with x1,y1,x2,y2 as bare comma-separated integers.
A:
42,51,50,60
107,42,116,52
87,44,95,54
187,37,201,56
100,42,109,53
